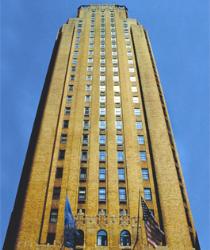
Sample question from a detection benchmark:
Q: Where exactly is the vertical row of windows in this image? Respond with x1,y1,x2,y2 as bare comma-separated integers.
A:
47,19,84,245
98,12,107,210
123,20,152,202
109,14,129,208
77,15,96,207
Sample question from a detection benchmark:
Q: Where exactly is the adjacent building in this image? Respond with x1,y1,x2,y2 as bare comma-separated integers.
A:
4,4,200,250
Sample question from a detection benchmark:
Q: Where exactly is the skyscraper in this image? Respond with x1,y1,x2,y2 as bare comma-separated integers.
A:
4,4,200,250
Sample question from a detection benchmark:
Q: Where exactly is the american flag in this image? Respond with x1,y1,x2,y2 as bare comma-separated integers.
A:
141,197,164,248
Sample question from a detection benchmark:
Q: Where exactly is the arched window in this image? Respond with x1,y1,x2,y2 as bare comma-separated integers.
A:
97,230,108,246
76,230,84,246
120,230,131,246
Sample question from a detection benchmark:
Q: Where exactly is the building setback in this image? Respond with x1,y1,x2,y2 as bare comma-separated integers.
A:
4,4,200,250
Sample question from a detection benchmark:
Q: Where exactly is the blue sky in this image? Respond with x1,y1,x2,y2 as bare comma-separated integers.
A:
1,0,209,249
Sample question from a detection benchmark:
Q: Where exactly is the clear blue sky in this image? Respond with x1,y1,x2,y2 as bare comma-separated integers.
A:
1,0,209,249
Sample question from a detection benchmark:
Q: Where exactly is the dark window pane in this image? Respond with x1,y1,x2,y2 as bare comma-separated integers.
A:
76,230,84,246
56,168,63,179
63,120,69,128
58,150,65,160
120,230,131,246
47,233,55,245
53,187,61,200
80,168,87,181
49,209,58,224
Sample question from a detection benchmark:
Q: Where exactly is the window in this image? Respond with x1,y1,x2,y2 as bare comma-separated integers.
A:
115,108,121,116
100,85,106,92
58,150,65,160
100,59,106,64
129,67,135,73
119,188,127,202
71,66,76,72
64,107,71,115
99,151,106,162
144,188,152,201
112,59,118,64
134,108,141,116
49,209,58,224
116,135,123,145
47,233,55,245
136,121,142,130
76,230,84,246
83,120,90,130
82,134,89,145
100,51,105,56
128,59,133,64
68,85,74,91
97,230,107,246
116,120,122,130
84,107,90,116
86,75,93,81
127,52,133,57
100,108,106,116
85,95,91,102
60,134,67,144
130,76,136,82
100,96,106,103
56,168,63,179
88,50,94,56
133,97,139,103
53,187,61,200
137,135,145,145
131,86,137,92
114,96,121,103
114,86,120,92
86,84,92,91
118,168,125,181
117,151,124,162
88,58,93,63
99,188,106,202
113,67,118,72
87,66,93,72
78,187,86,202
100,75,106,81
99,120,106,129
99,135,106,145
63,120,69,129
100,67,106,72
81,151,88,162
140,151,147,161
113,76,119,82
142,168,149,180
70,75,75,81
73,58,79,64
80,168,87,181
120,230,131,246
99,168,106,181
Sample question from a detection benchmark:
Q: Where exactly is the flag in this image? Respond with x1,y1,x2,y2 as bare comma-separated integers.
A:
64,197,77,248
141,197,164,248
